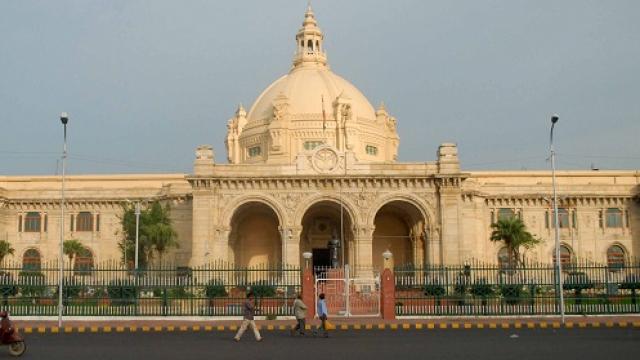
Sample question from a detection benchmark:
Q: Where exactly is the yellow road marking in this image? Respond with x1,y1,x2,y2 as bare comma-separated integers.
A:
129,326,137,332
206,325,214,331
365,324,373,330
415,324,423,330
539,322,548,328
278,325,286,330
377,324,385,330
591,322,601,328
477,323,485,329
153,326,162,332
103,326,112,333
64,326,73,333
526,322,535,329
552,322,560,329
501,323,510,329
390,324,398,330
192,326,201,332
578,322,587,328
605,322,614,328
451,323,460,329
464,323,472,329
439,323,447,329
402,324,411,330
38,327,46,334
488,323,497,329
167,326,175,332
230,325,238,331
632,322,640,328
142,326,150,332
267,325,274,331
179,326,188,332
340,324,349,330
24,327,33,334
51,327,60,333
354,324,361,330
618,322,628,328
514,322,522,329
427,323,435,329
116,326,125,333
565,322,574,328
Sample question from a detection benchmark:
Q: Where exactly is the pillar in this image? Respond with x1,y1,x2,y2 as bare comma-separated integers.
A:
302,267,315,320
354,226,375,277
380,268,395,320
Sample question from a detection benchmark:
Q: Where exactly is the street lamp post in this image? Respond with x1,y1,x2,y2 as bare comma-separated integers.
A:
550,114,566,324
58,112,69,327
135,201,141,270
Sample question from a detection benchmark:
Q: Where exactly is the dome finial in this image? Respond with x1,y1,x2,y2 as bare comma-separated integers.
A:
293,3,327,68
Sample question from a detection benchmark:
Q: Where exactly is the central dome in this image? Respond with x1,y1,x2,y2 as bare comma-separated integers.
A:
224,6,399,166
247,67,376,124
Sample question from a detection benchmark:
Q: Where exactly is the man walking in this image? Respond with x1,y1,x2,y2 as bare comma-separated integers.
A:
234,291,262,342
314,293,329,338
292,293,307,336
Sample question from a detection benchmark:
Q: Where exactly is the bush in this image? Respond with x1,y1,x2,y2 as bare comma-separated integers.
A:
424,283,446,297
563,272,595,292
250,281,276,298
620,274,640,290
470,278,493,298
18,271,46,298
499,284,522,305
204,280,227,299
107,279,137,306
0,272,18,302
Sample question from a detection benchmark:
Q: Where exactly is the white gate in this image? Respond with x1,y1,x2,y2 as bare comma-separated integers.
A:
314,265,380,317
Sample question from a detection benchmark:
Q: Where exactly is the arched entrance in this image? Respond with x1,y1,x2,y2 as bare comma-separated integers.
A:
229,201,281,267
372,200,426,270
300,200,354,269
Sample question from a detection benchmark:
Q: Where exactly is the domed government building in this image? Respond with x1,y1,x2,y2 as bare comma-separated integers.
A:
1,7,638,275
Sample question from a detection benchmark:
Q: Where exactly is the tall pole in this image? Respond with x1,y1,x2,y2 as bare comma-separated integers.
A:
58,112,69,327
550,114,565,324
135,202,141,270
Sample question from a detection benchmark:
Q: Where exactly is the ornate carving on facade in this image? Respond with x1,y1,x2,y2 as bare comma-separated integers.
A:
311,146,340,173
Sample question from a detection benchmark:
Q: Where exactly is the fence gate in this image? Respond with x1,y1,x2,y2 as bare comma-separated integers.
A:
314,265,380,317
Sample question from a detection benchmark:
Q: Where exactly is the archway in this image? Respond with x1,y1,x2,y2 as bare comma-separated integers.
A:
372,200,426,270
229,201,281,267
300,200,354,269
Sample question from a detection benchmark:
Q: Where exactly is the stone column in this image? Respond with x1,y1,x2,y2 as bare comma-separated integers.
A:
190,194,218,266
439,180,462,265
353,225,375,277
282,226,302,267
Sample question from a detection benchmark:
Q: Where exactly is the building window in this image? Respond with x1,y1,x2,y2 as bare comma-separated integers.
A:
497,208,516,221
24,212,41,232
605,208,623,228
70,214,75,231
44,214,48,232
248,146,261,157
571,210,577,229
304,141,323,150
18,215,22,232
74,247,94,275
96,214,100,232
22,249,41,271
365,145,378,156
553,244,574,268
76,212,93,232
606,245,626,270
551,208,569,228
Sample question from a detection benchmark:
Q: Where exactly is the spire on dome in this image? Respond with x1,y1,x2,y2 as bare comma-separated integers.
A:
236,103,246,117
293,4,327,68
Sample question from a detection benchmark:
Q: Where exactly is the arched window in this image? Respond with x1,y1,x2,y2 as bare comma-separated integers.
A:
553,244,574,268
497,247,511,269
22,249,41,271
24,212,41,232
307,39,314,52
74,247,94,275
76,212,93,232
607,245,626,270
315,40,320,50
551,208,570,228
606,208,623,228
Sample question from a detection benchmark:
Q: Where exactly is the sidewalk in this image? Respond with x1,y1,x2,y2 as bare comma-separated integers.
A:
15,315,640,334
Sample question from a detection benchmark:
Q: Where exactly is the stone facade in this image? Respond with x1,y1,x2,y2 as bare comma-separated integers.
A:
1,7,638,272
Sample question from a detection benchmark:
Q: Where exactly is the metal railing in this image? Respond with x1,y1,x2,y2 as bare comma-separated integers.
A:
394,260,640,316
0,260,301,317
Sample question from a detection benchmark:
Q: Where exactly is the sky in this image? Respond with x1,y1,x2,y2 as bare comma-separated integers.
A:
1,0,639,175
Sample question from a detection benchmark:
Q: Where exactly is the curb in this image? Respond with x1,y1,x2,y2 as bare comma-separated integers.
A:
20,320,640,334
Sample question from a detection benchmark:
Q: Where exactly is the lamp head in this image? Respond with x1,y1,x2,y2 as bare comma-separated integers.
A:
60,112,69,125
551,114,559,124
302,251,312,260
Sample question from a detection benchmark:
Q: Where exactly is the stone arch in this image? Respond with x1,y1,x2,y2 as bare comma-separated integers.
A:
221,194,287,227
294,194,359,227
227,200,282,267
296,195,358,268
367,193,434,228
370,195,431,269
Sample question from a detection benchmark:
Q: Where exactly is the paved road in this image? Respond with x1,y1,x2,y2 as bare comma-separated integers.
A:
8,328,639,360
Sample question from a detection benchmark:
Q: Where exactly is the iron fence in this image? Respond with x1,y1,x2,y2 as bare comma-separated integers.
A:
0,260,301,317
394,260,640,316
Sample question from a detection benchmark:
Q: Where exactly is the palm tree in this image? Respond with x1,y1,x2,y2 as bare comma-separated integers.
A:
490,217,541,268
63,239,85,268
146,223,178,265
0,241,15,265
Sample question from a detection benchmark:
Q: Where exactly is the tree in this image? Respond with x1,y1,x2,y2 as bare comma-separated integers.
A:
118,201,178,267
63,239,84,268
0,240,15,265
490,217,541,268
